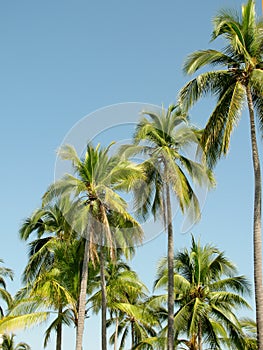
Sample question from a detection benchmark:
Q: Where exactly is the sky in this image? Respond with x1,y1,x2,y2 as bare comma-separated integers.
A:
0,0,262,349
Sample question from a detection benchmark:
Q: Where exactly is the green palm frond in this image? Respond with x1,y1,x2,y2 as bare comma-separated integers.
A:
57,144,81,168
183,50,234,74
0,288,13,310
179,0,263,166
210,275,251,295
0,312,49,333
132,336,166,349
153,236,252,348
180,70,233,112
2,334,32,350
42,175,86,205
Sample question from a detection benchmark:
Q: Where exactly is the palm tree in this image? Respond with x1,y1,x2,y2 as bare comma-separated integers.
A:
178,1,263,347
90,256,155,350
43,142,144,350
121,105,213,349
107,299,159,350
238,318,257,350
19,195,77,284
13,240,82,350
1,334,31,350
18,196,79,350
0,260,13,318
154,236,252,350
1,239,97,350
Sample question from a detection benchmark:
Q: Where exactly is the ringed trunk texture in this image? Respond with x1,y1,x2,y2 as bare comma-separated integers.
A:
75,237,90,350
56,305,63,350
100,246,107,350
246,85,263,350
131,320,135,349
166,182,175,350
100,203,110,350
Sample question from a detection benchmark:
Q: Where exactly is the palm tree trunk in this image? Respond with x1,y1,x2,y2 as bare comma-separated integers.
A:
100,204,109,350
197,321,202,350
246,85,263,350
114,313,119,350
100,245,107,350
166,182,174,350
75,237,90,350
56,305,63,350
131,320,135,349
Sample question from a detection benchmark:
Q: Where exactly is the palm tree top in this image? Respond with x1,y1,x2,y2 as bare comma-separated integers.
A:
154,235,251,296
43,142,144,206
179,0,263,168
120,105,214,224
183,0,263,75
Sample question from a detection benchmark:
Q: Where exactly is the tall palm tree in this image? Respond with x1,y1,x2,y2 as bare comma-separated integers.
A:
178,1,263,347
154,236,252,350
18,196,79,350
1,239,98,350
12,240,83,350
43,142,144,350
121,106,213,350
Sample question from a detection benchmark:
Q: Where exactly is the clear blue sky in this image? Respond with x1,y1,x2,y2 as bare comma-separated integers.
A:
0,1,262,349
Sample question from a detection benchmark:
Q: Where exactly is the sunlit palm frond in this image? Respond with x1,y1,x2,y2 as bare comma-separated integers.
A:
0,312,49,333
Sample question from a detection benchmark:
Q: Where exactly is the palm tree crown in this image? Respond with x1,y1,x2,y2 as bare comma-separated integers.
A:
179,0,263,166
154,236,252,350
43,142,144,350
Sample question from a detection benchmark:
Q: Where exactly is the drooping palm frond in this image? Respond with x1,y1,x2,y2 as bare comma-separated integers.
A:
153,236,252,349
0,312,49,333
0,260,14,316
2,333,32,350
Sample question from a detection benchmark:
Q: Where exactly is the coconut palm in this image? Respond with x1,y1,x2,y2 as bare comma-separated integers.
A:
19,195,77,284
2,239,97,350
1,334,31,350
14,240,82,350
43,142,144,350
178,1,263,346
120,105,213,349
18,197,79,350
90,256,155,350
106,298,160,350
215,317,257,350
238,318,257,350
154,236,252,350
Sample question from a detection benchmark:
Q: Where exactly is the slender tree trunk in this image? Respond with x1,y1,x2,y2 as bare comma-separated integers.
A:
246,85,263,350
114,313,119,350
100,245,107,350
75,237,90,350
56,305,63,350
100,204,109,350
197,322,202,350
166,182,174,350
131,321,135,349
